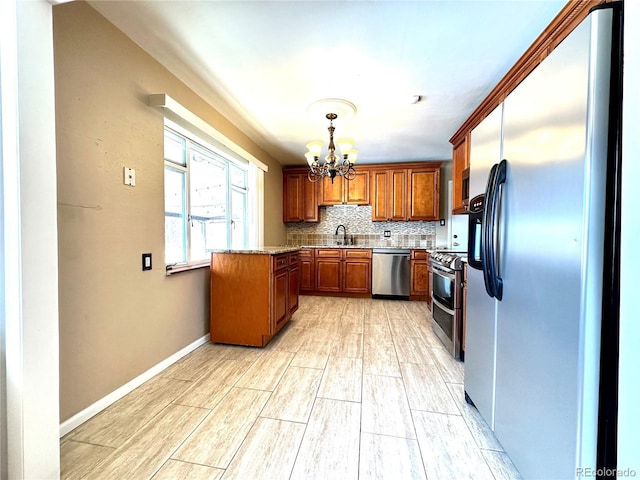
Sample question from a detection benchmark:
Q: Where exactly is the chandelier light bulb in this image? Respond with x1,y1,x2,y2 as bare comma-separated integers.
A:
338,139,354,155
306,141,323,156
304,152,316,166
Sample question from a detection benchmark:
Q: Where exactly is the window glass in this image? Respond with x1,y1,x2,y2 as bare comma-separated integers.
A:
230,164,247,189
164,129,186,166
189,147,227,260
231,188,246,249
164,167,187,263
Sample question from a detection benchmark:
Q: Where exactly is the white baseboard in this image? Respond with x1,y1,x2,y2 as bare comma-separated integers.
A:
59,334,209,437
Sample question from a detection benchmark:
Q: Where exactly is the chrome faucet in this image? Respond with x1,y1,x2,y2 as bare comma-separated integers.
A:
335,224,347,245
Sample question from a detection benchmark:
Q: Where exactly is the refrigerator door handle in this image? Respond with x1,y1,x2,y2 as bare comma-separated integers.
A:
481,163,499,298
487,159,507,301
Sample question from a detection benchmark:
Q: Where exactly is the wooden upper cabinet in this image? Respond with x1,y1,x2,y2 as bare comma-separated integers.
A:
345,170,370,204
389,169,407,221
371,169,390,221
282,169,318,222
318,170,370,206
408,167,439,221
283,172,303,222
371,163,439,222
319,175,344,205
370,168,407,221
451,133,470,215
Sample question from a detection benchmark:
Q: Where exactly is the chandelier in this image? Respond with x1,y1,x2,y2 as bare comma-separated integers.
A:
305,112,358,183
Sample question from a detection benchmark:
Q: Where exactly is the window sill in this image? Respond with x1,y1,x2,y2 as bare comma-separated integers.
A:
165,260,209,275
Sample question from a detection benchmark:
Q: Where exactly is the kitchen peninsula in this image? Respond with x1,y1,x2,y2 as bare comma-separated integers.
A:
210,246,300,347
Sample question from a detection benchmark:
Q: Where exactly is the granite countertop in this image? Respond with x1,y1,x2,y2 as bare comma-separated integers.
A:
210,246,301,255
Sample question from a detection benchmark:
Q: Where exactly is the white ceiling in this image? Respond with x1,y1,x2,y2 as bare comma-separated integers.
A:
89,0,567,167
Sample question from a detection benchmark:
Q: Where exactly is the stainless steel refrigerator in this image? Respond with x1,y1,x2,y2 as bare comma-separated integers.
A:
464,4,622,479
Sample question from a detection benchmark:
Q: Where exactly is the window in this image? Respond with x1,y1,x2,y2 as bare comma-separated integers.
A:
164,126,249,266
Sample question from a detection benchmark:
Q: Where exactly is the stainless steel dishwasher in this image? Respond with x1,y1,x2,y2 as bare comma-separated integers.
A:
371,248,411,298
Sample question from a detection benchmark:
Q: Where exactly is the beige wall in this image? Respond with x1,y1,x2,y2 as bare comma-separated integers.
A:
54,1,285,421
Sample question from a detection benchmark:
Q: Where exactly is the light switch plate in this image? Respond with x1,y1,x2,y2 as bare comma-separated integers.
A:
142,253,152,271
124,167,136,186
383,230,391,238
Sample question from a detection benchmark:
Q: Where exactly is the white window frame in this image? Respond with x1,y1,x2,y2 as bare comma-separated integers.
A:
163,119,255,273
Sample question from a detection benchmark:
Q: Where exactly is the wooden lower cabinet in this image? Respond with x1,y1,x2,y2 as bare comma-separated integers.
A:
315,249,342,292
410,249,430,302
343,249,371,294
210,250,300,347
299,248,315,292
272,268,288,333
307,248,372,296
288,263,300,315
343,259,370,294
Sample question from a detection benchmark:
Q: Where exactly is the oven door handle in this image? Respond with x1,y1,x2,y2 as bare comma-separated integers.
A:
432,297,456,316
432,264,456,280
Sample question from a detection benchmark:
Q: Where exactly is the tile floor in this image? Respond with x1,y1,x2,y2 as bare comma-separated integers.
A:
60,296,522,480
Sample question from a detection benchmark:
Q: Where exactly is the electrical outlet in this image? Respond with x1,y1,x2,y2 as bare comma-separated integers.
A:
440,219,446,226
142,253,152,271
383,230,391,238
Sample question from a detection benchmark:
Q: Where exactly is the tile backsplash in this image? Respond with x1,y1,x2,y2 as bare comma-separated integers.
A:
286,205,436,248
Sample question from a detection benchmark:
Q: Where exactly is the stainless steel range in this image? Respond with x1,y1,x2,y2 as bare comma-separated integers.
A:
429,251,465,359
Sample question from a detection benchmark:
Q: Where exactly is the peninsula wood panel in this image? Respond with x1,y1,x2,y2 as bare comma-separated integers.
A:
210,253,271,346
210,251,299,347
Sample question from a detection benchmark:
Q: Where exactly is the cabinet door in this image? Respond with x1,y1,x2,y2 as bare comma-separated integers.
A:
283,170,318,222
408,168,439,221
299,258,315,292
272,269,288,333
342,259,371,294
371,170,389,221
302,175,319,222
318,176,344,205
390,169,407,221
410,260,429,296
283,172,303,222
315,258,341,292
452,134,470,214
345,170,370,205
288,264,300,315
